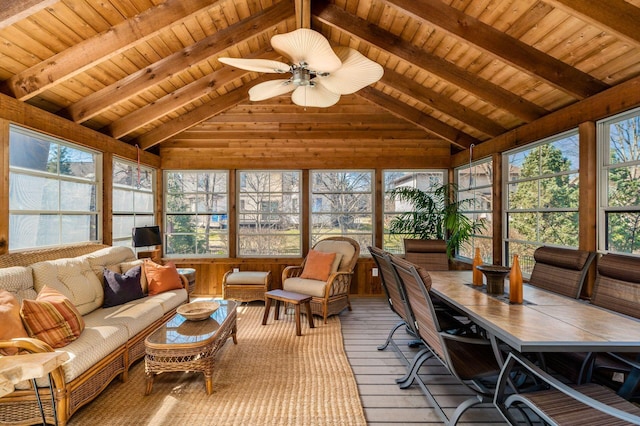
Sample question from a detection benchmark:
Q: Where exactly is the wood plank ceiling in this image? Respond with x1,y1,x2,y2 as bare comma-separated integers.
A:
1,0,639,155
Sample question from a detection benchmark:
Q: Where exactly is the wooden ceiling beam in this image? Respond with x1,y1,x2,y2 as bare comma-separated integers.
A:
379,67,507,137
383,0,608,99
0,0,57,30
135,75,284,150
1,0,224,101
544,0,640,47
295,0,311,29
314,4,548,122
107,48,279,139
357,87,480,150
172,130,431,140
67,1,292,123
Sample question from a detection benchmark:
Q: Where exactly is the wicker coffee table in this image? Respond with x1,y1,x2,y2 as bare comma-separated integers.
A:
144,300,237,395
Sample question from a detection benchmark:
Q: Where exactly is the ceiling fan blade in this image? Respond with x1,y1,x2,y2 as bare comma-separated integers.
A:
248,79,295,101
271,29,342,73
291,84,340,108
218,57,290,73
318,47,384,95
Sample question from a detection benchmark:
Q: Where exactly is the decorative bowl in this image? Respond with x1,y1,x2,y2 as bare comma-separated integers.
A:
177,301,220,321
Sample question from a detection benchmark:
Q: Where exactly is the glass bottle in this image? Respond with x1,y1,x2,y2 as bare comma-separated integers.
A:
472,247,483,286
509,254,523,304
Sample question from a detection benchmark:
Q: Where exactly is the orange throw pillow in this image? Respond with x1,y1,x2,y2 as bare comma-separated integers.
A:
20,286,85,349
300,250,337,281
144,260,184,295
0,290,29,355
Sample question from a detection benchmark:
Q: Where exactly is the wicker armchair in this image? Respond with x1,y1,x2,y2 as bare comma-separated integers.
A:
282,237,359,324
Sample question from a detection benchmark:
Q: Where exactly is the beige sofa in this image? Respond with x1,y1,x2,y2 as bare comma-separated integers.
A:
0,243,188,426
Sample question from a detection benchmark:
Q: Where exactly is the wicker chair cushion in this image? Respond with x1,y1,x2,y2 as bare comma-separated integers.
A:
120,259,148,293
0,290,29,355
283,277,326,298
31,257,104,315
313,240,355,271
102,266,145,308
533,246,591,270
21,286,86,349
225,271,270,285
82,246,136,283
0,265,37,304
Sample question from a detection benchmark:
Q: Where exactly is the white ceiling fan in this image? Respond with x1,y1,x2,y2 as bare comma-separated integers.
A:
218,28,383,108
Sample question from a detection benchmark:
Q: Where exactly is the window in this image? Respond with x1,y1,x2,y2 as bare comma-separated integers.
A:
598,108,640,255
9,125,100,250
238,171,301,256
504,130,579,273
383,170,445,254
112,158,156,248
456,160,493,262
311,170,373,250
164,171,228,257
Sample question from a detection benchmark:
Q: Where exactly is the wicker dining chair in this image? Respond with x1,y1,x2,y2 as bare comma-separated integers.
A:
389,255,501,425
282,237,359,324
495,351,640,426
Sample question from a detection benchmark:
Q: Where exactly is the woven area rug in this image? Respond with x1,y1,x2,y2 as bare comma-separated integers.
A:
68,304,366,426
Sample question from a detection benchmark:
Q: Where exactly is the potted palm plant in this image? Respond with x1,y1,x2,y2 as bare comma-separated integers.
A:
388,182,485,259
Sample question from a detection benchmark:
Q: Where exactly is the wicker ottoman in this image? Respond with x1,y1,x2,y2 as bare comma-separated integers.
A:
222,270,271,302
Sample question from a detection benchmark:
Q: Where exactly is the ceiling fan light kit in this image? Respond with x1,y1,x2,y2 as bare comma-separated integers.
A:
219,29,383,107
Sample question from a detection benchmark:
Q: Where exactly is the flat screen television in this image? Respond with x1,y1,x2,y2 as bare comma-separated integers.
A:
132,225,162,248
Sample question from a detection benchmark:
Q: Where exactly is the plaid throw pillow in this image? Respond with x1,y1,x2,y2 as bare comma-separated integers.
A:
20,286,85,348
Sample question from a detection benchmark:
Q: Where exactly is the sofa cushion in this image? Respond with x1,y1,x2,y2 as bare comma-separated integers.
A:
140,288,188,314
102,266,145,308
31,257,104,315
85,296,164,339
120,259,147,294
283,277,326,298
0,290,29,355
144,260,183,295
301,250,337,281
0,266,37,304
21,286,85,348
82,246,137,283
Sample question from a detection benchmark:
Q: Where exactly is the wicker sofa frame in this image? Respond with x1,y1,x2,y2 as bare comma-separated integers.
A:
0,243,186,426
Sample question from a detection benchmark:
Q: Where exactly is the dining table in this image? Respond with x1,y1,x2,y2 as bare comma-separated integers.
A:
428,270,640,362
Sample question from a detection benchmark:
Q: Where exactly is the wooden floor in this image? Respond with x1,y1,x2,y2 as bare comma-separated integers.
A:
340,297,507,425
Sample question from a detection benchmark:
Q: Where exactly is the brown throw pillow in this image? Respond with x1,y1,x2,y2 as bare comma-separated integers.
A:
0,290,29,355
20,286,85,349
144,260,184,295
300,250,337,281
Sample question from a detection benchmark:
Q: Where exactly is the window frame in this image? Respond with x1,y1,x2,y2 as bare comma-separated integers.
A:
503,129,580,272
310,169,374,252
454,159,493,263
597,106,640,256
236,170,302,258
8,125,102,251
111,156,156,249
382,169,447,254
164,170,229,258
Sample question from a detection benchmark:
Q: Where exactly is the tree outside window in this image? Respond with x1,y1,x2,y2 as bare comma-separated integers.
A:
311,171,373,250
505,131,579,273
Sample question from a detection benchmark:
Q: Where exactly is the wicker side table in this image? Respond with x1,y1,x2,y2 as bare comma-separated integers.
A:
222,270,271,302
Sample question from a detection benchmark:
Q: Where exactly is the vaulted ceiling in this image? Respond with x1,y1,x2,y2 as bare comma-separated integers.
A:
1,0,639,155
